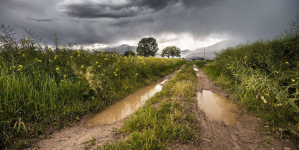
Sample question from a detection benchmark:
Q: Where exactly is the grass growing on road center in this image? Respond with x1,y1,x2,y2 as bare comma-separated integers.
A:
103,62,199,150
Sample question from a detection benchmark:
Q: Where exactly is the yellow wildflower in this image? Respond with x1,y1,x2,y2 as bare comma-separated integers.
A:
17,65,23,71
81,65,84,68
96,61,99,64
61,46,65,50
54,55,58,60
104,58,107,61
61,80,64,82
261,96,267,104
49,48,53,52
285,62,289,65
292,79,295,82
70,56,73,59
55,67,60,71
98,65,101,68
64,75,67,78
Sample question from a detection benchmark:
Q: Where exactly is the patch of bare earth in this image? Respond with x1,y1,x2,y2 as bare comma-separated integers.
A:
174,65,298,150
25,69,181,150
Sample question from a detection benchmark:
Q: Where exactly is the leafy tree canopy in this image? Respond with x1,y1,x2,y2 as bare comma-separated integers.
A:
161,46,181,58
136,37,158,57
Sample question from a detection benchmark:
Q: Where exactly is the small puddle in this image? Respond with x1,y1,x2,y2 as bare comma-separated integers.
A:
197,90,239,125
84,79,169,128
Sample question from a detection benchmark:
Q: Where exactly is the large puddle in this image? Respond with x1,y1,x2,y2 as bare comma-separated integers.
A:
197,90,239,125
84,79,168,128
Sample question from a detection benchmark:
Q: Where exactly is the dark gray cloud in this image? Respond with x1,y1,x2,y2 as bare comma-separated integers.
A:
0,0,298,48
57,0,224,19
57,0,181,18
26,17,54,22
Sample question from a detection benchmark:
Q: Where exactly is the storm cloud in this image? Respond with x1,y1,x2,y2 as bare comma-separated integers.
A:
0,0,298,49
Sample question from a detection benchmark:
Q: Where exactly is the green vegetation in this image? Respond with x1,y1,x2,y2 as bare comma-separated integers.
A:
136,37,159,57
196,16,299,136
161,46,181,58
123,50,136,57
194,60,213,68
0,25,185,148
103,62,198,150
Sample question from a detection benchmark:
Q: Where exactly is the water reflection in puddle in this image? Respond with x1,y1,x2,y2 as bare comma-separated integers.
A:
84,79,168,128
197,90,239,125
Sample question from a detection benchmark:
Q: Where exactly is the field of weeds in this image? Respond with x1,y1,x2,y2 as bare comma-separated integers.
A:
197,16,299,137
0,26,185,148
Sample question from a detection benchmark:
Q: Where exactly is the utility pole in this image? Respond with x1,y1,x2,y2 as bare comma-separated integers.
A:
204,49,205,60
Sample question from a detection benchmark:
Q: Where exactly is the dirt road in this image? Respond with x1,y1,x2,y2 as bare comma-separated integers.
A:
26,65,297,150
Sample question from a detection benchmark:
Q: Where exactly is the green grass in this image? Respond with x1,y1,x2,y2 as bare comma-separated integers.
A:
0,30,186,148
103,62,198,150
195,16,299,137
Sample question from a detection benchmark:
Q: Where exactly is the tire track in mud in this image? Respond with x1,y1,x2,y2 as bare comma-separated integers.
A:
193,65,297,150
26,68,181,150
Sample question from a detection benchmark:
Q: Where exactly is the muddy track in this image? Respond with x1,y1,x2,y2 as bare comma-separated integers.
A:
26,68,181,150
193,65,297,150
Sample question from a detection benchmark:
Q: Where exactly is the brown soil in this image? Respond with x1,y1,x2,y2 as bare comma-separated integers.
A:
25,69,180,150
174,65,297,150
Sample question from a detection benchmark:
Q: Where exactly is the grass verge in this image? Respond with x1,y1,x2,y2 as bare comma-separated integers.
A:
195,16,299,137
103,62,199,150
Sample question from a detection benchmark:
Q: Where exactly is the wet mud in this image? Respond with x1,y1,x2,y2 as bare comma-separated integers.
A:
197,90,240,125
85,79,168,127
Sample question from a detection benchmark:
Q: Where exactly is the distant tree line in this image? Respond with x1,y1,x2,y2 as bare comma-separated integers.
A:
124,37,181,58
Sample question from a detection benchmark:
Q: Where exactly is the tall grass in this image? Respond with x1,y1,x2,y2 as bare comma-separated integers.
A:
0,26,185,148
199,16,299,136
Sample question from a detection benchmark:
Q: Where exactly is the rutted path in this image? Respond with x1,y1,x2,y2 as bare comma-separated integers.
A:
26,69,181,150
193,65,297,150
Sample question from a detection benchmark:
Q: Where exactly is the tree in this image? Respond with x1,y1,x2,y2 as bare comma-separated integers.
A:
124,50,136,57
161,46,181,58
136,37,159,57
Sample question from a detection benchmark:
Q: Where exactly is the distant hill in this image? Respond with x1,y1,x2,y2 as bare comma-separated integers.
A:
183,40,239,59
105,44,137,54
104,44,163,57
181,49,191,57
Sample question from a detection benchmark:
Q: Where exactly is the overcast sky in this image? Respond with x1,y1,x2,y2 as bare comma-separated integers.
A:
0,0,298,50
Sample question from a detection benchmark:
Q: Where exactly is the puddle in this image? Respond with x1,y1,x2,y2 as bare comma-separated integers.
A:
193,68,199,71
84,79,168,128
197,90,239,125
